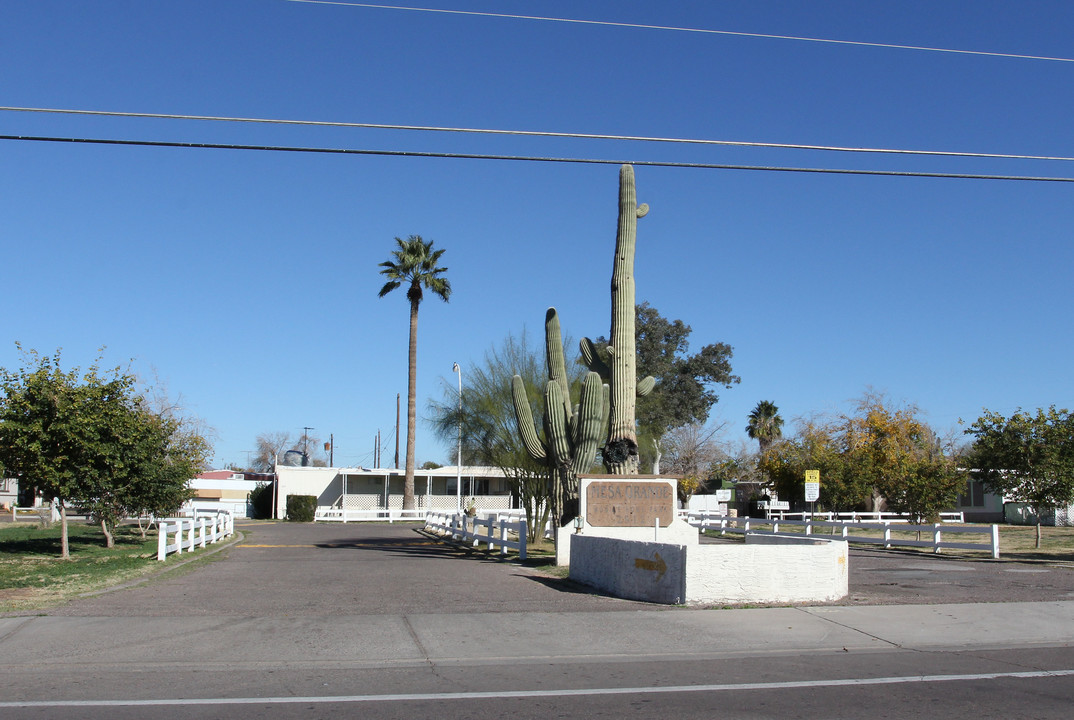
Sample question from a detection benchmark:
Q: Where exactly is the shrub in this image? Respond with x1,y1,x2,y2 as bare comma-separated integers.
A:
285,495,316,522
249,482,274,519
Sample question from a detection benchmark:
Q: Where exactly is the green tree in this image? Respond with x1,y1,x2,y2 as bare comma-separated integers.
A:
0,348,209,554
843,395,964,524
378,235,451,510
429,331,569,542
122,409,208,539
746,400,784,455
965,406,1074,548
760,398,963,521
595,303,738,473
759,419,869,512
0,348,96,558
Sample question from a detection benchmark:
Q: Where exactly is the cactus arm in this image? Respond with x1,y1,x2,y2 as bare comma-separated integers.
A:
579,337,612,378
601,382,611,431
512,374,547,461
544,380,572,470
544,308,572,421
637,375,656,396
572,372,605,472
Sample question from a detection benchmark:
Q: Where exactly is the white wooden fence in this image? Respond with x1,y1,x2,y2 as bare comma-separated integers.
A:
424,511,528,559
10,505,59,523
683,511,1000,558
157,510,235,561
769,510,965,523
314,507,426,523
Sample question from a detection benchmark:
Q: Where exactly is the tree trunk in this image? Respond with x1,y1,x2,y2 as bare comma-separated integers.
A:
58,500,70,560
101,518,115,548
403,296,419,511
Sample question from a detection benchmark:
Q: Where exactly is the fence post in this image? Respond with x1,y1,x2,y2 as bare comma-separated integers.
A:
157,522,167,561
990,524,1000,559
199,518,207,548
883,523,891,549
187,520,195,552
933,524,942,554
498,519,507,556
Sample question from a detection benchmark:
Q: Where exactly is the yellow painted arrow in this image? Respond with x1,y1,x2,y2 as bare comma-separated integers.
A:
634,552,667,581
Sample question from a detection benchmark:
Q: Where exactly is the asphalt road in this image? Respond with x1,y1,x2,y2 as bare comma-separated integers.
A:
2,521,1073,718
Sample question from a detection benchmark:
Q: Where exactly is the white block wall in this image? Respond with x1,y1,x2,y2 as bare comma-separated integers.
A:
569,535,848,606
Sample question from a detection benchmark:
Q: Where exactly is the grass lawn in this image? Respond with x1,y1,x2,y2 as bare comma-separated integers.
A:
0,521,198,613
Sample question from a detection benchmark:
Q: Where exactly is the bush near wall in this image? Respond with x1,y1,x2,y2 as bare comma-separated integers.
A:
286,495,316,522
249,482,274,519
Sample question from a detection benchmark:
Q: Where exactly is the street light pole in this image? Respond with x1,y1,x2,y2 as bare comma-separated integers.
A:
453,362,462,513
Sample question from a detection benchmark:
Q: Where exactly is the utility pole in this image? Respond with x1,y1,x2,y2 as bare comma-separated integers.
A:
453,362,463,513
395,393,400,469
302,427,314,466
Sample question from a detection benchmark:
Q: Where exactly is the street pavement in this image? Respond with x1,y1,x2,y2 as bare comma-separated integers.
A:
2,520,1073,718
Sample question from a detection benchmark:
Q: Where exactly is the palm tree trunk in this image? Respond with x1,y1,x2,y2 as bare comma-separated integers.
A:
403,297,419,510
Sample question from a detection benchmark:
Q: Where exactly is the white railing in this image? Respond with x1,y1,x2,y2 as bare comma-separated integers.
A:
767,510,965,523
424,511,528,559
11,504,59,522
315,507,426,523
479,509,555,540
682,511,999,558
157,510,235,561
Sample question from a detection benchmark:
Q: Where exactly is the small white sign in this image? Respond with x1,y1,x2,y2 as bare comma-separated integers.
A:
714,489,732,502
804,482,820,502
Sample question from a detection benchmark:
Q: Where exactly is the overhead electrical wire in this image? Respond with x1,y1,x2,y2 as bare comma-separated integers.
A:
283,0,1074,64
3,134,1073,183
3,106,1072,164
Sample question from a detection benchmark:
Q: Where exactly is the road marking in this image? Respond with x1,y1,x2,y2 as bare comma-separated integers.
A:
4,669,1073,708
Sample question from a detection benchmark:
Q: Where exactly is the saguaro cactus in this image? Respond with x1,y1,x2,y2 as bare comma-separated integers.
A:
512,308,608,524
582,164,655,475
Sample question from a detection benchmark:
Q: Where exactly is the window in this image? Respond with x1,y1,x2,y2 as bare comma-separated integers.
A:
958,480,986,507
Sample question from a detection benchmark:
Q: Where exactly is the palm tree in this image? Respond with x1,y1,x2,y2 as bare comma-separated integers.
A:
378,235,451,510
746,400,784,456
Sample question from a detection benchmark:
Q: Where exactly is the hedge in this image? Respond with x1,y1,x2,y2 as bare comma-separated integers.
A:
286,495,317,522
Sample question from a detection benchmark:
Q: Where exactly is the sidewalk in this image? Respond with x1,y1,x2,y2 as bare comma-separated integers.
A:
2,600,1073,671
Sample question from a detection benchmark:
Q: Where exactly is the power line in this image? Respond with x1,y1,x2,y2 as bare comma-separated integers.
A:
4,106,1073,163
4,133,1074,183
284,1,1074,64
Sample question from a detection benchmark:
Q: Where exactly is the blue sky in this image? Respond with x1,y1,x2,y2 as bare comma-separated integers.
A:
3,1,1072,469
